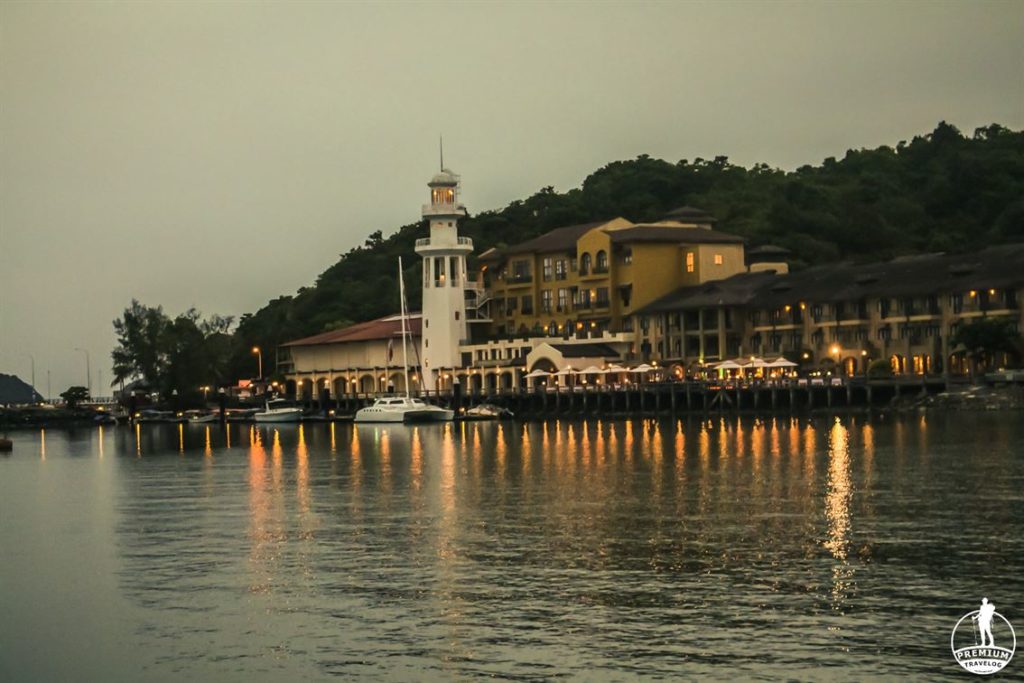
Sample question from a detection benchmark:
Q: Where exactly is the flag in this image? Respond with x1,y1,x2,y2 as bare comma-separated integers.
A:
387,337,394,363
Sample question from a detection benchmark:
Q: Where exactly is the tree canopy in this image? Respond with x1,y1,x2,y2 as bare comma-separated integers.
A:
112,300,235,403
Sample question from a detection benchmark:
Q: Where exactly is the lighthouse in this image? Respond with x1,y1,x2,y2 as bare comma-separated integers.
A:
415,165,471,391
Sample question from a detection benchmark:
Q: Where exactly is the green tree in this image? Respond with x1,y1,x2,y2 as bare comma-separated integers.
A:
111,302,235,403
60,386,90,408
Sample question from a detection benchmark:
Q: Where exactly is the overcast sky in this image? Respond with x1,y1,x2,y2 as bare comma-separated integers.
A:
1,1,1022,396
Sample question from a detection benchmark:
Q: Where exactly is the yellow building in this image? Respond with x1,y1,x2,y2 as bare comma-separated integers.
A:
479,207,745,340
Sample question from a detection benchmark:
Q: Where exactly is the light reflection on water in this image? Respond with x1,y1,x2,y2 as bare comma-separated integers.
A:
0,415,1022,681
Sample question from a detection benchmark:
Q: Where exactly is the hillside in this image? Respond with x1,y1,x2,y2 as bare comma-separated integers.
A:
0,374,44,405
224,122,1023,379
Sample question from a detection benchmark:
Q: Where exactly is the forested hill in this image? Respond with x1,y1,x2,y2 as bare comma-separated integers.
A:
227,121,1023,378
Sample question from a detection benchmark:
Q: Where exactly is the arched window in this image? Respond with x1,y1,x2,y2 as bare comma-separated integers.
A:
596,250,608,272
580,252,592,275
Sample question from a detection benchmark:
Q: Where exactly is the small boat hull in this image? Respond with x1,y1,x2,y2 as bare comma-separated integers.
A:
253,410,303,423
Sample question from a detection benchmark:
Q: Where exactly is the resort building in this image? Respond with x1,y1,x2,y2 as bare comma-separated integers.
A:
278,313,423,400
278,163,1023,398
479,206,747,339
633,244,1024,377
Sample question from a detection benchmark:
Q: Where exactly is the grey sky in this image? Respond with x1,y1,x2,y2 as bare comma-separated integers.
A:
1,1,1022,396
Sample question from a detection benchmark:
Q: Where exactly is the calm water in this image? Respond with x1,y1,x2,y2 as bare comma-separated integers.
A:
1,415,1022,681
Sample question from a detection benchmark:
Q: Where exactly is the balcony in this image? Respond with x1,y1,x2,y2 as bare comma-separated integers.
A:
505,272,533,286
421,202,467,218
415,235,473,251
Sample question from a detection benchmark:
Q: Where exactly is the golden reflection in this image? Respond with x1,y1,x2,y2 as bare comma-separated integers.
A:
824,418,853,612
410,427,424,494
226,424,232,449
98,425,105,459
135,422,141,457
40,428,46,460
178,423,184,454
330,421,336,454
296,425,312,530
247,425,273,594
204,426,212,458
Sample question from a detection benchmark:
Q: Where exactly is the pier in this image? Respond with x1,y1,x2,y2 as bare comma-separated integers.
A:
326,377,958,418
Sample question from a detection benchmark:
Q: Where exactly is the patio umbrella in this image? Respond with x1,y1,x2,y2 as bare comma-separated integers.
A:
767,357,798,368
714,360,743,370
744,357,769,368
554,367,577,376
524,369,551,379
630,364,655,373
579,365,606,375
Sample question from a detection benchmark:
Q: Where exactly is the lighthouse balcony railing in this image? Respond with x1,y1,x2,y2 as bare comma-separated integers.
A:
415,236,473,248
422,203,467,217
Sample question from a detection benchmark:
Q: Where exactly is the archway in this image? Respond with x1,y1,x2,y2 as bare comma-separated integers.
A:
842,357,857,376
889,354,906,375
358,373,376,394
500,371,515,390
484,372,498,393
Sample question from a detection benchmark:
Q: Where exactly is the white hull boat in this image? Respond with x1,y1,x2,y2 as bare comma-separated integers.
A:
253,400,303,423
354,397,453,423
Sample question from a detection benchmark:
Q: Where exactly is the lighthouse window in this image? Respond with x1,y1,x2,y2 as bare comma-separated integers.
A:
450,256,459,285
423,260,430,288
455,311,460,321
434,257,446,286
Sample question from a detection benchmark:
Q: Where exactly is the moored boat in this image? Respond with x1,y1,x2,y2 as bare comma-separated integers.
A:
253,399,303,423
355,396,454,423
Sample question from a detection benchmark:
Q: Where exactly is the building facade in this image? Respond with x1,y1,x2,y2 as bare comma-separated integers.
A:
633,245,1024,377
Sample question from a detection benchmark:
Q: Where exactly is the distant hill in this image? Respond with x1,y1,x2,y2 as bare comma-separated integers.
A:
0,374,44,404
205,121,1024,379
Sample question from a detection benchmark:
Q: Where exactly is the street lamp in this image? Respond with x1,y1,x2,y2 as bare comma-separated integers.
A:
74,347,91,396
252,346,263,379
23,353,35,403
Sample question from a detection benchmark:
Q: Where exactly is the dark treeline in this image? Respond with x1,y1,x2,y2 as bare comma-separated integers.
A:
115,122,1024,390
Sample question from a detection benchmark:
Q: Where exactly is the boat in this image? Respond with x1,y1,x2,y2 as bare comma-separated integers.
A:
253,399,303,423
355,257,454,424
134,409,185,423
355,396,454,423
462,403,514,420
226,408,258,422
187,410,220,424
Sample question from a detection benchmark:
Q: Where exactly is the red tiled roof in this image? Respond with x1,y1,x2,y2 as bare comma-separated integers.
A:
282,313,422,347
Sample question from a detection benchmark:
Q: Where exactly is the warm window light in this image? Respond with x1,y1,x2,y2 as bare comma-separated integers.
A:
799,302,806,310
714,254,723,265
969,290,977,297
989,289,996,295
784,305,791,312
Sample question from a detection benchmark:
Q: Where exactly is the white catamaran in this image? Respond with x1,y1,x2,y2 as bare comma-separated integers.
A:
354,258,453,424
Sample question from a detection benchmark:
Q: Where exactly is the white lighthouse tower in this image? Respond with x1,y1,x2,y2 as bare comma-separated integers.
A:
415,163,471,391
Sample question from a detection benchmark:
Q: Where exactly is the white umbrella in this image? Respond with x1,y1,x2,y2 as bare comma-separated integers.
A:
605,364,628,373
767,357,798,368
743,357,769,368
579,365,606,375
714,360,743,370
630,364,655,373
524,369,550,379
554,367,577,376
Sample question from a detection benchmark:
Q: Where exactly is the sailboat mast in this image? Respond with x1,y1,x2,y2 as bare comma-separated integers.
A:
398,257,411,398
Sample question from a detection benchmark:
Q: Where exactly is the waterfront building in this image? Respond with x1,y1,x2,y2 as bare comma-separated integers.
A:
633,244,1024,376
479,207,747,340
279,163,1023,397
278,313,423,401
